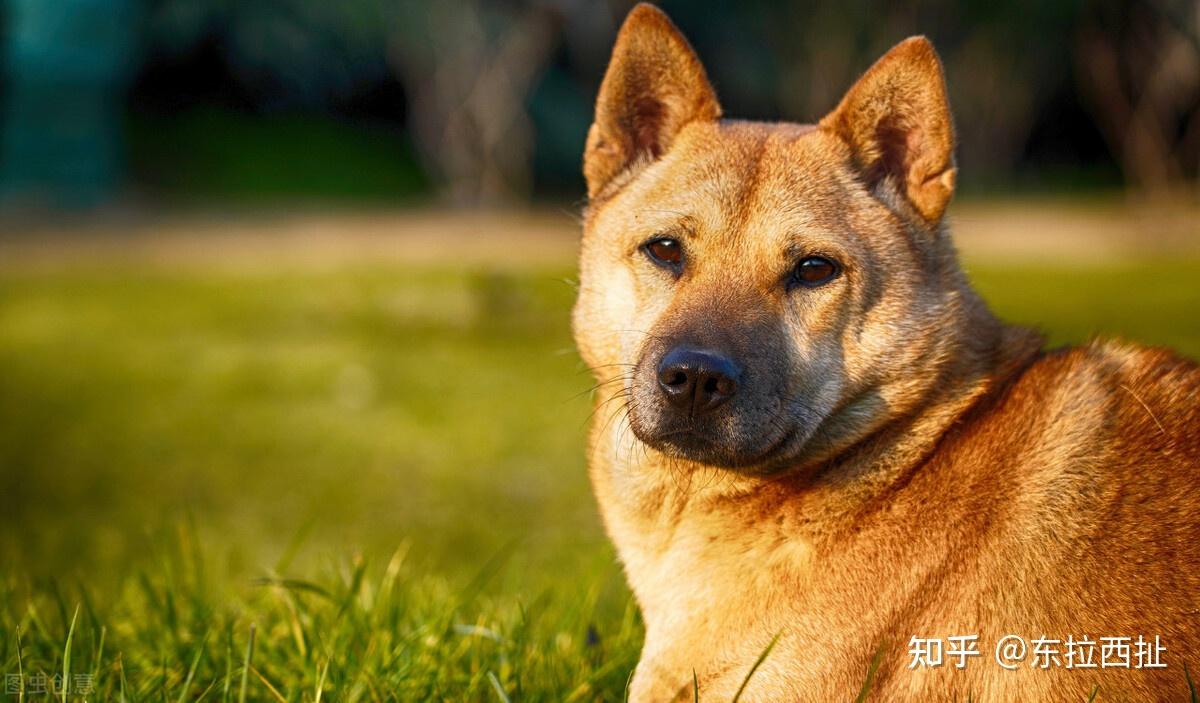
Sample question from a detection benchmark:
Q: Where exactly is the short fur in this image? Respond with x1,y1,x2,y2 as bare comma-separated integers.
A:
573,5,1200,701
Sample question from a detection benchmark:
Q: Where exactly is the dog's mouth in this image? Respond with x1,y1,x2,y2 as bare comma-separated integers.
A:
632,417,803,471
621,331,809,471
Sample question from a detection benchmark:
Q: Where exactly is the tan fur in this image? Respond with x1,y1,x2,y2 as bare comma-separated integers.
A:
573,5,1200,701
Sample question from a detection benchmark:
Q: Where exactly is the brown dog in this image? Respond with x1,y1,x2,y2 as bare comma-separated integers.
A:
572,5,1200,701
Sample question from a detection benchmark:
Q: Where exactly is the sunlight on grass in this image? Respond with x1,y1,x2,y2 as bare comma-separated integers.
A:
0,253,1196,699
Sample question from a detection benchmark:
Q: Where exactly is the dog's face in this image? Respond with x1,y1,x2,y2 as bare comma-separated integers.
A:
574,5,971,471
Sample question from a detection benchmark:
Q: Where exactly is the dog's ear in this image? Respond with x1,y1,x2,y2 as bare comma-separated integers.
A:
820,37,956,226
584,3,721,199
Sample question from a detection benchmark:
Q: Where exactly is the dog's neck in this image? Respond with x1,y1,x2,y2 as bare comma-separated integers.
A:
794,285,1043,508
800,318,1043,523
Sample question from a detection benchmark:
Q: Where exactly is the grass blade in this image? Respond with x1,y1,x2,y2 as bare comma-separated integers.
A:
175,632,209,703
117,654,128,703
313,657,330,703
61,605,79,703
249,666,287,703
731,630,782,703
221,635,232,703
487,671,512,703
250,577,333,602
16,626,25,703
237,623,256,703
90,625,106,691
854,640,889,703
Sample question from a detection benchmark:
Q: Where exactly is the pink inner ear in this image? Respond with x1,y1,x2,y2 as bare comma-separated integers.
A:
632,96,667,159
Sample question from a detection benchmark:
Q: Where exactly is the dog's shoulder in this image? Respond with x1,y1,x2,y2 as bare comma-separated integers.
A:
933,338,1197,506
979,338,1195,432
959,337,1200,517
1032,339,1199,441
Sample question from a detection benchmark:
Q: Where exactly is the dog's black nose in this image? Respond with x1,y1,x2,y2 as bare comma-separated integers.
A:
656,347,740,414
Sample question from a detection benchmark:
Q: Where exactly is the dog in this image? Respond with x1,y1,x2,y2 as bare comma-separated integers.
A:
571,4,1200,701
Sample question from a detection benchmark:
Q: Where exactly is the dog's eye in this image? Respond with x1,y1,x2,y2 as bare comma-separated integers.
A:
791,256,840,288
643,238,683,269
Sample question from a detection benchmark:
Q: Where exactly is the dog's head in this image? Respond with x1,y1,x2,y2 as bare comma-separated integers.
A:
574,4,995,472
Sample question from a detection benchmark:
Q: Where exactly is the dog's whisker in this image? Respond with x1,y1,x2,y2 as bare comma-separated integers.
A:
566,375,633,403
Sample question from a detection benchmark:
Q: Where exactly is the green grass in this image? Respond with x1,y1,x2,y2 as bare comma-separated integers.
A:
0,253,1196,700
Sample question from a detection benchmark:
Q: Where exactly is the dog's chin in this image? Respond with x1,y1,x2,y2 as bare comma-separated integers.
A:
633,424,805,472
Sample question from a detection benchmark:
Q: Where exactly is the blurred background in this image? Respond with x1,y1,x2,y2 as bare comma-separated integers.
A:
0,0,1197,208
0,1,1197,698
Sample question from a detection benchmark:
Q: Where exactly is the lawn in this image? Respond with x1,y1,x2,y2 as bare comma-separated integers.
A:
0,229,1197,701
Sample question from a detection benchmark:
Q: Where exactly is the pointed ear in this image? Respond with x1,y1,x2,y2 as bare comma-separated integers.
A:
820,37,956,225
583,3,721,199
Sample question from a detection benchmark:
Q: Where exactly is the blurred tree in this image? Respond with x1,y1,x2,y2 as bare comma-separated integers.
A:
1076,0,1200,197
722,0,1085,188
0,0,140,208
386,0,564,206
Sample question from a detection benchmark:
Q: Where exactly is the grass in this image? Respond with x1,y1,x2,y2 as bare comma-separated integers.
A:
0,243,1196,700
